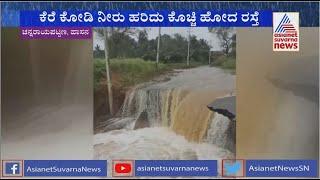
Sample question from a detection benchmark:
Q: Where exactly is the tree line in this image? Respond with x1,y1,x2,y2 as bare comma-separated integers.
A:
94,29,212,64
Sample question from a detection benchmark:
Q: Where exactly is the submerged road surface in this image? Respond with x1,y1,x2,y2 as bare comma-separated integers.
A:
94,66,236,163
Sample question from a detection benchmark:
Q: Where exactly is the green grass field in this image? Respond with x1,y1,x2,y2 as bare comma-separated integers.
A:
94,58,168,89
94,58,207,89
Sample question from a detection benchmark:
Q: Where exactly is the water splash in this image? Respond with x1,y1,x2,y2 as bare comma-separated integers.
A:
95,66,236,159
94,127,234,160
205,113,235,152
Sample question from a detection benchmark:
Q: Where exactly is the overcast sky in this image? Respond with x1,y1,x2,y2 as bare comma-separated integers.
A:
93,27,223,51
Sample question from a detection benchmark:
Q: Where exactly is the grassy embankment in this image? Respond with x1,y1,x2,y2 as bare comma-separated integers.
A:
210,56,236,74
94,58,202,89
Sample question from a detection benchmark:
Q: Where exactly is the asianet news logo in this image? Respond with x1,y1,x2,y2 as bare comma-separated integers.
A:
273,12,299,51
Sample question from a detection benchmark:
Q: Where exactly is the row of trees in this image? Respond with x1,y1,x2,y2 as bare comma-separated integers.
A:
209,27,236,57
94,28,212,64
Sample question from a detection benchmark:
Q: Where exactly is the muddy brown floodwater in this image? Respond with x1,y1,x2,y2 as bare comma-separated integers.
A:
237,28,319,159
94,66,236,165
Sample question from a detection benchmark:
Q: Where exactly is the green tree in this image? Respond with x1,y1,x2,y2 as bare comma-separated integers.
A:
108,31,137,58
137,29,149,58
209,27,235,55
230,34,236,57
94,44,105,59
94,27,138,116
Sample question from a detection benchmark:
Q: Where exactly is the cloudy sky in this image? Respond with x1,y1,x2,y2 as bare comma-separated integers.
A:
93,27,223,51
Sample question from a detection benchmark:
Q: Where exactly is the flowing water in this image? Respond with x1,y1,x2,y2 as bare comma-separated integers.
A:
94,66,236,161
237,28,319,159
2,28,93,159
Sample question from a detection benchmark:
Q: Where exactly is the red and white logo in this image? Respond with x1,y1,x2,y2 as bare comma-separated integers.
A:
112,160,134,177
115,163,131,173
273,12,299,51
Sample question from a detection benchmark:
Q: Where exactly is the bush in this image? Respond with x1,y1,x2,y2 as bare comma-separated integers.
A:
211,56,236,70
211,55,226,66
221,58,236,70
94,58,107,89
94,58,169,89
142,53,156,61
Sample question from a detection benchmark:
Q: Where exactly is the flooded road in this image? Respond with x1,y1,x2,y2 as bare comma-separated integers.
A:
237,28,319,159
94,66,236,161
1,28,93,159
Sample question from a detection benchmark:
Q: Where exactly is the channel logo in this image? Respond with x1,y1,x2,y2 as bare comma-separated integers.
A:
222,159,245,177
2,160,23,177
273,12,299,51
112,160,134,177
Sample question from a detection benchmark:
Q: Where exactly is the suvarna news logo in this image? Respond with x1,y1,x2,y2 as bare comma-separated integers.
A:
273,12,299,51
